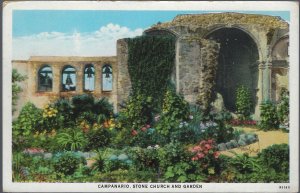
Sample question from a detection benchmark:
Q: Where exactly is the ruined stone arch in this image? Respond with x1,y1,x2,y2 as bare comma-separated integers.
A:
271,34,289,61
204,25,263,61
270,34,289,101
204,26,260,112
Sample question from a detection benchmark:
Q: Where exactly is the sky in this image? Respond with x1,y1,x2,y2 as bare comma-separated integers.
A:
12,10,290,60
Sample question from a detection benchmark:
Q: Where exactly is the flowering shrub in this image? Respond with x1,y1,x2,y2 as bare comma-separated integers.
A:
23,148,45,155
190,139,220,175
156,88,189,136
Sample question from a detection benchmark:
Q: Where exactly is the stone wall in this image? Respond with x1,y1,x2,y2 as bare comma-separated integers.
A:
116,39,132,110
176,37,202,103
12,56,118,117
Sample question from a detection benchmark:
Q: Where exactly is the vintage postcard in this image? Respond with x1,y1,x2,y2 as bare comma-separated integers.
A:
2,1,299,192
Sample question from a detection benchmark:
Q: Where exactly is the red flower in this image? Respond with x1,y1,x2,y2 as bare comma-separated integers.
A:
197,153,205,159
141,127,147,132
146,124,151,129
192,156,199,161
207,139,213,144
192,145,201,152
204,144,212,150
131,129,138,136
213,152,220,159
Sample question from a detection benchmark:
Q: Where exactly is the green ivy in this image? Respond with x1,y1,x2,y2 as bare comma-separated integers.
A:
126,35,176,109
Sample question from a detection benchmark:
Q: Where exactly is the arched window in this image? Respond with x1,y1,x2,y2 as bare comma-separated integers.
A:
38,65,53,91
62,65,76,91
102,64,113,91
84,64,95,91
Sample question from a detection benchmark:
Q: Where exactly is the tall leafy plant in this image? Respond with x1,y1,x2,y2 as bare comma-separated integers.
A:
236,85,252,120
56,129,87,151
12,69,27,114
13,102,42,136
259,100,279,131
277,89,289,127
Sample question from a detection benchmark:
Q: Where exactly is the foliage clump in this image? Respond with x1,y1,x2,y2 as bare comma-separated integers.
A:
277,88,289,127
12,69,27,114
259,100,279,131
236,85,252,120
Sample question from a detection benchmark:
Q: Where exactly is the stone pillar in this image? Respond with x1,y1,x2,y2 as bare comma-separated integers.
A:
76,64,84,93
116,39,132,111
263,58,272,101
254,61,265,119
52,64,60,94
94,63,101,94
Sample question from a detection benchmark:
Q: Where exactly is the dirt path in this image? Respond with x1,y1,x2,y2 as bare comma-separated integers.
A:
220,127,289,156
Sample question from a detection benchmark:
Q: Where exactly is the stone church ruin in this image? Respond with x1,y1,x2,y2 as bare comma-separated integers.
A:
12,13,289,119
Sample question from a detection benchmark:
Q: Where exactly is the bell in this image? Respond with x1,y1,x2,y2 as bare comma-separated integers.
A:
44,73,50,85
103,66,112,78
86,66,94,78
66,74,73,85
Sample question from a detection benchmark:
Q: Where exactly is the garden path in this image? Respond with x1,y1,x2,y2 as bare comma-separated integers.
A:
220,127,289,156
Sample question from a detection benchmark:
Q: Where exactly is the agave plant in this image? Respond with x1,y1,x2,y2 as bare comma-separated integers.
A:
56,129,87,151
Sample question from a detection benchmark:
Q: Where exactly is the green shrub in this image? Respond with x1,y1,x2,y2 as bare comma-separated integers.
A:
258,144,289,173
56,129,87,151
120,92,154,130
277,89,289,127
72,94,94,115
164,162,205,182
13,102,42,136
259,100,279,131
157,141,192,172
52,152,86,175
128,146,160,171
53,99,74,127
12,69,27,114
93,98,113,118
156,88,189,136
84,128,111,151
235,85,252,120
228,153,262,174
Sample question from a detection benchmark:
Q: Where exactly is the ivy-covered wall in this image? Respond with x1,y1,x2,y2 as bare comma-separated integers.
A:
125,35,176,109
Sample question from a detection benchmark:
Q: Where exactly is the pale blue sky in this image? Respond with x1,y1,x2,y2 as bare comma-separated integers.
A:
12,10,290,59
13,10,290,37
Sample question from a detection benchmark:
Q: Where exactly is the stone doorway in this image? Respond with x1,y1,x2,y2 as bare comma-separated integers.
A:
207,28,259,112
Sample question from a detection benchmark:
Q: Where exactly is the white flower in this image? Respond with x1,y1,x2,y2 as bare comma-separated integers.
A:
154,145,160,149
189,115,194,120
147,146,153,149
